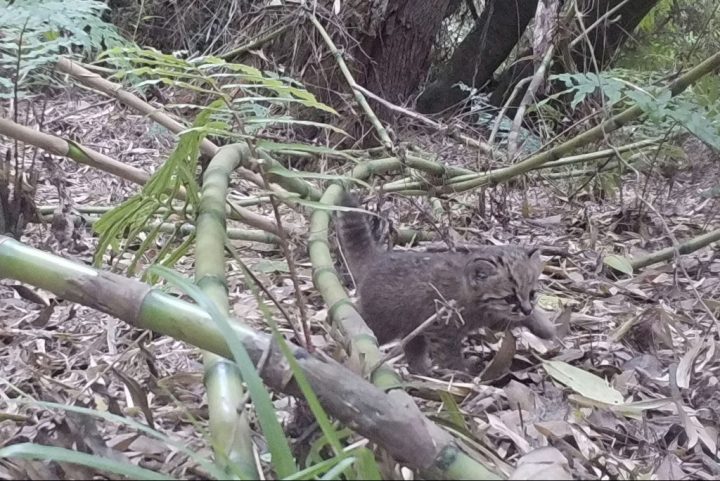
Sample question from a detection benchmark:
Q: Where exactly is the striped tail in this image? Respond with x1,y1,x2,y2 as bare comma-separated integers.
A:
336,191,380,284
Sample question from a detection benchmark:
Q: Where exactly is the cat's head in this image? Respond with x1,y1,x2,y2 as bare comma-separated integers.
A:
463,246,543,322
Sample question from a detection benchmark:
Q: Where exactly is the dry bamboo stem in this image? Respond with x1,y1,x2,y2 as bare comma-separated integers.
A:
0,117,148,185
629,228,720,270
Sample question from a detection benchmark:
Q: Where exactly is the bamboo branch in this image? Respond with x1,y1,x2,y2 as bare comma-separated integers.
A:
629,228,720,270
1,101,282,236
353,83,493,154
508,45,556,159
195,144,257,475
441,51,720,193
381,51,720,194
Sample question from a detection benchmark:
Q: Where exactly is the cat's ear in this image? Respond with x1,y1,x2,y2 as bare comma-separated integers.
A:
527,247,541,261
465,256,496,285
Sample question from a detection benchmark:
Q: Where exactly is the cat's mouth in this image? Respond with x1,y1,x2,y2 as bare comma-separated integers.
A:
506,307,536,322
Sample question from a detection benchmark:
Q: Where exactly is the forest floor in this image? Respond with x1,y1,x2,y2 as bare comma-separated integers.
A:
1,90,720,479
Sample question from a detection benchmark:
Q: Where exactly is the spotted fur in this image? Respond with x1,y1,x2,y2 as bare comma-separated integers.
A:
336,192,556,374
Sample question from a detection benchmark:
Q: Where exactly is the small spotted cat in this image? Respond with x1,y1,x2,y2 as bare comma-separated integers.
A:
335,192,556,374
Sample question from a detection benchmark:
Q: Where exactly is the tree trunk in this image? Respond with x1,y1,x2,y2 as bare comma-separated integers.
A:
416,0,539,114
358,0,453,121
571,0,661,70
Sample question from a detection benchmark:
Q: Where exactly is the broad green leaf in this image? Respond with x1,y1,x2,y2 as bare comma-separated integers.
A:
543,361,624,405
603,254,634,275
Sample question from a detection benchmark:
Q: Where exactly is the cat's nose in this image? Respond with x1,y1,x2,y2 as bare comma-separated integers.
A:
520,302,533,315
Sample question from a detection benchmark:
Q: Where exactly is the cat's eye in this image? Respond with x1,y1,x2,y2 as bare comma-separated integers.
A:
529,290,537,300
504,295,516,304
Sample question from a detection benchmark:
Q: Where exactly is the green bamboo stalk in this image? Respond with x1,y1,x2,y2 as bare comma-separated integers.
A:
0,235,500,480
0,117,149,185
629,228,720,270
536,137,663,169
254,149,323,200
195,144,258,476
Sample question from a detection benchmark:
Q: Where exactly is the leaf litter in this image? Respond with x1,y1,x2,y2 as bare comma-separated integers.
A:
0,92,719,479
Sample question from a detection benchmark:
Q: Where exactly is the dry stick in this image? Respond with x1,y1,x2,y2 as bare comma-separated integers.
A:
308,14,394,151
376,305,452,369
353,84,493,154
221,22,293,60
568,0,631,49
257,161,314,349
488,77,531,146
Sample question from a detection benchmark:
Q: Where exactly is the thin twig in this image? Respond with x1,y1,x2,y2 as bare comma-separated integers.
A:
308,14,394,151
221,22,294,60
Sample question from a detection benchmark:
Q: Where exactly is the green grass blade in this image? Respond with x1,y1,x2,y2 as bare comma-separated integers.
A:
1,398,229,480
229,251,345,455
320,457,357,480
0,443,174,480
